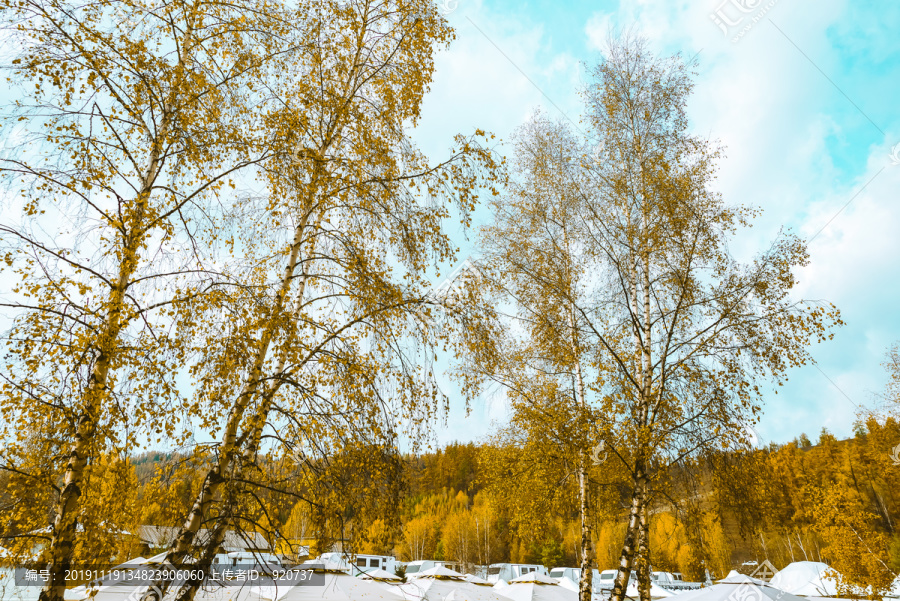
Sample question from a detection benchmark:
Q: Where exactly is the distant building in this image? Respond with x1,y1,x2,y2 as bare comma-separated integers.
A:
136,526,271,556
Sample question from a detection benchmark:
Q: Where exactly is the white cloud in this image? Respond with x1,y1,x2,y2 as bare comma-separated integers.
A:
409,0,899,445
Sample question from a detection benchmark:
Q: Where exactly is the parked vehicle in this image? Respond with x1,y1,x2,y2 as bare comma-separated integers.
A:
313,552,399,576
481,563,548,583
548,567,603,592
596,569,634,593
350,554,399,576
652,571,703,590
403,560,462,575
213,551,282,568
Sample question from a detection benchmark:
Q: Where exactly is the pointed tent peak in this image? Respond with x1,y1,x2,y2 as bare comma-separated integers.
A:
770,561,840,597
411,565,467,580
465,574,493,586
145,552,171,564
718,572,767,585
359,568,402,581
509,572,558,585
625,581,674,598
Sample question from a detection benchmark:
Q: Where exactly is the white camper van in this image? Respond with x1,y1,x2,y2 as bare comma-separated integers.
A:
351,554,399,576
404,560,463,576
483,563,548,584
548,567,603,591
313,552,398,576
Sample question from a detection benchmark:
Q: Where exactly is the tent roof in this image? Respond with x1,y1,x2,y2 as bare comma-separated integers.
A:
661,581,807,601
508,573,558,585
138,526,270,552
410,566,467,580
399,578,507,601
298,559,350,573
496,581,576,601
623,581,673,599
770,562,839,597
258,571,403,601
360,569,401,581
719,572,767,585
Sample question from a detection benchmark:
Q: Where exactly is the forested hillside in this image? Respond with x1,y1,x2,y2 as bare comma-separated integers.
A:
9,415,892,586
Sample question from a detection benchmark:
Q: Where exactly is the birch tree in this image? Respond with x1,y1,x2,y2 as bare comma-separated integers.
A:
0,0,290,597
144,1,501,599
465,113,602,601
464,34,841,601
580,34,839,601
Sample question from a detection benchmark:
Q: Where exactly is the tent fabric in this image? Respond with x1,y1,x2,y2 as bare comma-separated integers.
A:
65,553,177,601
257,572,403,601
494,581,575,601
554,578,577,593
463,575,493,587
360,569,401,581
658,581,807,601
507,574,558,586
409,567,468,580
717,573,767,586
623,581,673,598
398,578,508,601
769,562,839,597
297,560,349,573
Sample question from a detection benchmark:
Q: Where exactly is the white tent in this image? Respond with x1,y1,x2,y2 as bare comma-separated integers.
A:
769,562,839,597
623,581,673,599
360,569,402,582
660,578,807,601
65,553,179,601
718,573,767,586
298,559,350,573
494,572,575,601
398,569,508,601
257,571,403,601
464,575,493,587
409,567,468,580
553,577,577,594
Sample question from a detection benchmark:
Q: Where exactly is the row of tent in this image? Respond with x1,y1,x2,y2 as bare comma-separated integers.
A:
5,556,900,601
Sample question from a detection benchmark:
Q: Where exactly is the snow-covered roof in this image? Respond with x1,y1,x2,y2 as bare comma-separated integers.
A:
464,574,492,586
360,568,401,581
718,572,767,585
662,581,808,601
138,526,270,552
399,578,507,601
497,576,576,601
769,562,839,597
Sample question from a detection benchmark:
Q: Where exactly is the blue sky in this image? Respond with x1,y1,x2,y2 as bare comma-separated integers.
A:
409,0,900,447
